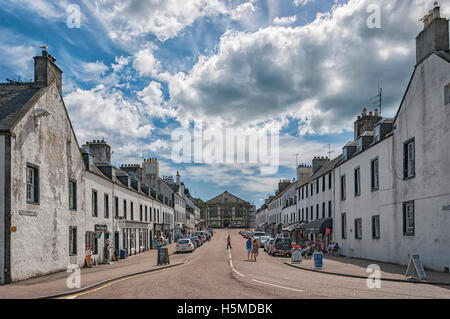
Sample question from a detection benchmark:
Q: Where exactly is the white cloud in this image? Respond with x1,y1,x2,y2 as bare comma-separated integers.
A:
91,0,228,43
293,0,315,7
64,85,153,146
273,15,297,26
133,47,162,77
230,1,258,21
138,81,178,119
167,0,432,135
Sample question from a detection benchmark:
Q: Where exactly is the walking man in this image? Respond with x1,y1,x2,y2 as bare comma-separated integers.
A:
226,234,232,249
246,237,252,261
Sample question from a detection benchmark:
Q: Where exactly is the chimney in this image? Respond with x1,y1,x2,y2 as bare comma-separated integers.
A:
34,49,63,93
312,156,329,174
354,108,382,140
176,170,181,186
82,139,111,163
297,164,313,185
416,2,449,65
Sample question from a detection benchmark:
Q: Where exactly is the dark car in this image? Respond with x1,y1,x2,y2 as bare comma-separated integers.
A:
269,237,292,257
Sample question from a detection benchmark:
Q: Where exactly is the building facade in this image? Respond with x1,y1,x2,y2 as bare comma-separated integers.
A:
203,191,253,228
333,4,450,272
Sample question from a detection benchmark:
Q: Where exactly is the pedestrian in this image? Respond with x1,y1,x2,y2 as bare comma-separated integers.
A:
246,237,252,261
226,234,232,249
252,238,260,262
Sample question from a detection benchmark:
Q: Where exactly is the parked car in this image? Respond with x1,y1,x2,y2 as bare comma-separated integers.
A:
207,227,214,234
195,231,207,242
176,238,195,253
253,232,266,238
264,238,274,252
190,236,201,247
194,235,203,245
185,237,198,248
258,236,270,248
269,237,292,257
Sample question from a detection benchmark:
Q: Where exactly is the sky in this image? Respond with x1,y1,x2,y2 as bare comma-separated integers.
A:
0,0,446,207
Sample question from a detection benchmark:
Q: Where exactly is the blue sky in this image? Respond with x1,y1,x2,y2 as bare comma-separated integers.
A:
0,0,442,207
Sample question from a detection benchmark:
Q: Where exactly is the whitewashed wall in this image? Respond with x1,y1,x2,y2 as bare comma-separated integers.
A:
0,135,5,284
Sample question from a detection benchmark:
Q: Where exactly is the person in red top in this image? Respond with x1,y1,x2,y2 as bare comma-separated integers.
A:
226,234,232,249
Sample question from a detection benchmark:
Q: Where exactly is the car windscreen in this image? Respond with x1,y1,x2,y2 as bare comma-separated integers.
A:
178,240,189,244
276,239,291,245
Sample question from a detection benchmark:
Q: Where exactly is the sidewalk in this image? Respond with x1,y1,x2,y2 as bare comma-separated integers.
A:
0,243,188,299
282,255,450,286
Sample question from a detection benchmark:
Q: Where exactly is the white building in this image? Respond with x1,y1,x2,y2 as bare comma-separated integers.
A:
333,3,450,272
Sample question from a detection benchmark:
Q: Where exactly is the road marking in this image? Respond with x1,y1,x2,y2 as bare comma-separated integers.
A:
232,268,246,278
228,246,246,278
252,279,304,293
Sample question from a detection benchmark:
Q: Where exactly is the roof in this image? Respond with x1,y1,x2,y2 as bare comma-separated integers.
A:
309,155,342,181
205,190,250,205
267,181,295,204
0,83,43,131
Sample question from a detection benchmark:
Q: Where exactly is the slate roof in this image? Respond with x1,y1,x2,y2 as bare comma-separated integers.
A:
0,83,43,131
309,155,342,181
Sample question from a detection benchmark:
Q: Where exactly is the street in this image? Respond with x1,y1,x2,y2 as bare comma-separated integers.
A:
70,229,450,299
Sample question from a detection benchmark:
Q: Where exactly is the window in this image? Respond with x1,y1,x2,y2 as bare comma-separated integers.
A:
302,208,304,221
123,200,127,219
306,207,309,221
306,185,308,198
26,163,39,204
328,201,332,218
444,83,450,105
354,167,361,196
69,226,77,256
140,205,143,221
341,213,347,239
328,173,332,189
115,196,119,218
85,231,98,255
69,179,77,210
322,202,325,218
145,206,148,222
404,138,415,179
104,194,109,218
316,204,319,219
302,187,304,200
371,158,379,191
372,215,380,239
92,190,98,217
322,175,325,192
355,218,362,239
403,201,415,236
340,175,346,201
310,206,313,220
310,183,313,196
316,180,319,194
130,202,134,220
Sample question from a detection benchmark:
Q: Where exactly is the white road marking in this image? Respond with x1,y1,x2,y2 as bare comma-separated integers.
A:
252,279,304,293
228,240,246,278
232,268,246,278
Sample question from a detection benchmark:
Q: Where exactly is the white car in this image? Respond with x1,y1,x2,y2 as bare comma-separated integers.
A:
176,238,195,253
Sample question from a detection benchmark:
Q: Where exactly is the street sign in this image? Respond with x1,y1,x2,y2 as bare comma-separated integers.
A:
405,254,427,280
314,252,323,269
291,247,302,264
157,248,170,266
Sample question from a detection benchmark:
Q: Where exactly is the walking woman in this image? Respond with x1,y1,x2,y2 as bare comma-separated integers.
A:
252,238,260,262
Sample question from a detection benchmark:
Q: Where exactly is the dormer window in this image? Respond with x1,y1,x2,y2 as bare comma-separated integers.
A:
357,138,363,153
374,125,381,143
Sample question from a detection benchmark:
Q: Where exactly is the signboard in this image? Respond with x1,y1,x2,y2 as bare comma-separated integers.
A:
325,227,331,235
291,247,302,264
95,224,108,232
405,254,427,280
314,252,323,269
157,248,170,266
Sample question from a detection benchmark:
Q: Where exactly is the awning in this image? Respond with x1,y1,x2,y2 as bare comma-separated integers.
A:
282,223,299,231
305,218,332,234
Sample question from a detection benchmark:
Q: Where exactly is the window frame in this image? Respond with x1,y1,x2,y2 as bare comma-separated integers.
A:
354,218,362,239
92,189,98,217
26,163,40,205
354,166,361,197
403,138,415,180
69,226,77,256
104,193,109,218
371,157,379,191
341,213,347,239
69,179,77,211
340,174,346,201
403,201,415,236
372,215,380,239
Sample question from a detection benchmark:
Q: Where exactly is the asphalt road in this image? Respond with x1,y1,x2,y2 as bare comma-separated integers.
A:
75,229,450,299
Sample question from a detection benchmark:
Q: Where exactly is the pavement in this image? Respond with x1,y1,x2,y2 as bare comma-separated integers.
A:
0,243,191,299
281,255,450,286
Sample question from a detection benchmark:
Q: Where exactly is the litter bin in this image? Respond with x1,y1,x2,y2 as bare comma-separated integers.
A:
120,249,126,259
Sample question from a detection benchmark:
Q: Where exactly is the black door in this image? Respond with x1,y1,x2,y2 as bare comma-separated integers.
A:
114,231,119,251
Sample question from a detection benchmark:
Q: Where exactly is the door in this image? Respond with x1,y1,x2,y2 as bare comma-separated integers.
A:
114,232,119,251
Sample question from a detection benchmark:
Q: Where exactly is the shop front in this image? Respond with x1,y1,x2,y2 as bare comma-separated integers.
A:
121,221,151,256
305,218,333,247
